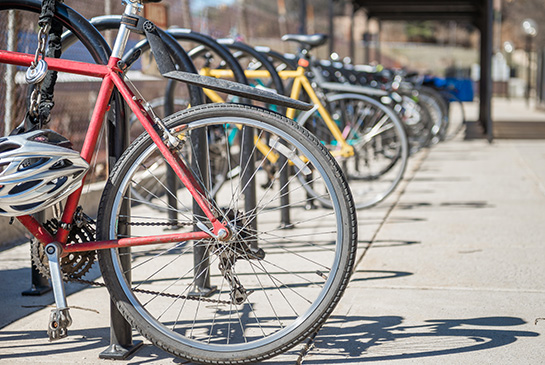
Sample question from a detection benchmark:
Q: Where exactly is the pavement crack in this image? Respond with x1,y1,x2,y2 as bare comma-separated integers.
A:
353,147,431,270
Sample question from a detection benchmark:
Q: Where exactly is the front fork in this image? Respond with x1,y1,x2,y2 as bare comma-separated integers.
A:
45,242,72,340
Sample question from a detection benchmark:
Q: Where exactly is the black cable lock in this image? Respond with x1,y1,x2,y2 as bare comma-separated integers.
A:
25,0,64,130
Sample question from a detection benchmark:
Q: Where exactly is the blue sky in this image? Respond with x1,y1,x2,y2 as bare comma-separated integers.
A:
191,0,235,13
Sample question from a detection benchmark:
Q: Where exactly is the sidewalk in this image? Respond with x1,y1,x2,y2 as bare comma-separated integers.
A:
302,136,545,364
1,110,545,363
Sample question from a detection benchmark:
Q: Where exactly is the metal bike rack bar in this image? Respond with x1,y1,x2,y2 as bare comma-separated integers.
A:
99,92,143,360
163,29,251,229
22,211,52,296
87,17,210,356
219,40,292,228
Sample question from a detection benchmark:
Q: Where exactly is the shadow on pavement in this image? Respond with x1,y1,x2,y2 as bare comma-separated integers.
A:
308,315,539,363
397,201,492,210
0,326,189,364
367,240,421,248
0,327,110,360
351,269,413,283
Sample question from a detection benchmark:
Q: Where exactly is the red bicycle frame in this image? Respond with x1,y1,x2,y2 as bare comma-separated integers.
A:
0,49,227,254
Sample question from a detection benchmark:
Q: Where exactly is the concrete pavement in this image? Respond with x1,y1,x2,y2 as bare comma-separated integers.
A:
1,102,545,363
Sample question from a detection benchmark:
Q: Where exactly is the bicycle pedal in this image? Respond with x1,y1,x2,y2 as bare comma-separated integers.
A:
47,308,72,341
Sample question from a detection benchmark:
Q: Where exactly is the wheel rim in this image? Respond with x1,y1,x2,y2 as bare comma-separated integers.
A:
103,114,349,352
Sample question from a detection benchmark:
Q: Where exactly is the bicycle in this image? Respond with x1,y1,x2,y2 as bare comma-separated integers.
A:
311,57,437,150
193,35,410,209
0,1,358,363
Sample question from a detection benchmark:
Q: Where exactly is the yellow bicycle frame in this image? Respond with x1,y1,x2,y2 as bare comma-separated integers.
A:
200,67,355,158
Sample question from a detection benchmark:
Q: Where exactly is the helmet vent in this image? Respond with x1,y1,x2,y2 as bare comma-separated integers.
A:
18,157,49,171
9,180,41,195
0,142,20,154
46,176,68,193
11,201,42,211
50,159,74,170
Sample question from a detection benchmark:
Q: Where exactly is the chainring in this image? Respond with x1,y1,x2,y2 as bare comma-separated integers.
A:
31,217,96,280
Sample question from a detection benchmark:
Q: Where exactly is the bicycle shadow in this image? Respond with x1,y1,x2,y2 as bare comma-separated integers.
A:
1,314,537,364
0,327,110,360
0,326,182,364
301,315,539,363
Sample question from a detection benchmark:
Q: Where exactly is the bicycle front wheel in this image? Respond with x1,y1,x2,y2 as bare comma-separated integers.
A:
97,103,357,364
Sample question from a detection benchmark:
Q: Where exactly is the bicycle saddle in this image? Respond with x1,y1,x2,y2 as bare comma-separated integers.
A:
281,34,328,49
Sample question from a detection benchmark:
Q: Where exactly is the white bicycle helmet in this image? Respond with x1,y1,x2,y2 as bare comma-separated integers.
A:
0,129,89,217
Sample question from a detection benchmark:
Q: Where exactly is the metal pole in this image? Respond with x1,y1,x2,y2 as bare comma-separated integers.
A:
190,127,217,295
4,10,17,136
537,50,542,105
104,0,113,46
164,81,179,227
526,35,532,104
299,0,307,34
376,21,382,64
99,93,143,360
363,32,370,64
349,6,355,61
328,0,334,55
278,0,288,51
241,127,258,249
478,0,494,141
181,0,192,29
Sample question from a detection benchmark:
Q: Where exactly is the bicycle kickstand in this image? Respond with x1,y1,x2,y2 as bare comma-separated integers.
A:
44,242,72,341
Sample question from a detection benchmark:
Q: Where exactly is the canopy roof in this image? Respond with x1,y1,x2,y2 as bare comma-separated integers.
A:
347,0,493,140
350,0,486,25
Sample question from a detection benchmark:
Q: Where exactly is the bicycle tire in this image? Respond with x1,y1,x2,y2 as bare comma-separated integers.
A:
418,92,444,144
419,86,449,141
97,103,357,364
399,94,434,152
296,93,409,209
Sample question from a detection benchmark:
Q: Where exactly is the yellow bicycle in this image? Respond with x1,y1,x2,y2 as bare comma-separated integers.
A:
192,35,409,209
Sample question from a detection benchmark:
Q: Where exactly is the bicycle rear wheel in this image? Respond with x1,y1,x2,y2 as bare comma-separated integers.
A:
400,94,434,152
97,103,357,364
296,93,409,209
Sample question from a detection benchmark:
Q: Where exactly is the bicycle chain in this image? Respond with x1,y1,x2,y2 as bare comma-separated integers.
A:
69,277,231,305
36,213,228,304
124,221,194,227
65,217,229,304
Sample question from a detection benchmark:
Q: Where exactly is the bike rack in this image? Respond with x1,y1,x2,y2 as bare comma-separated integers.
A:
99,90,145,360
221,40,292,228
89,17,210,359
190,39,294,228
16,4,268,358
163,29,251,233
22,210,52,296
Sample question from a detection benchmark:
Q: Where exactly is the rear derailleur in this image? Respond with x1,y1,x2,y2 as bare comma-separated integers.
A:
216,210,265,305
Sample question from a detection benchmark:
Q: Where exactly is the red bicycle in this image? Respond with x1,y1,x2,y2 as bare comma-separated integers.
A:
0,0,357,363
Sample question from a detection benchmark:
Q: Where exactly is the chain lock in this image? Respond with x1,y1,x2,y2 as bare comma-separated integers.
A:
26,24,50,83
26,24,51,118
